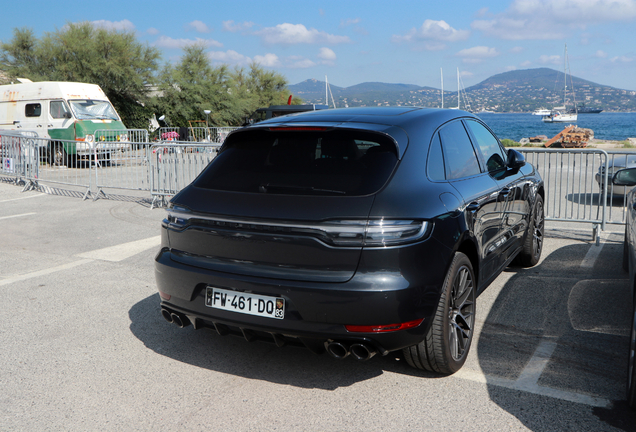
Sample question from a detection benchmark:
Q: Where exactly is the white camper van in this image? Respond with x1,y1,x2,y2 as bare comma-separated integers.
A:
0,81,127,165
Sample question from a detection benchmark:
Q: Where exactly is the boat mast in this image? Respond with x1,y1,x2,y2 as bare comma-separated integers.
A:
325,75,328,105
457,67,460,109
441,68,444,108
563,45,567,108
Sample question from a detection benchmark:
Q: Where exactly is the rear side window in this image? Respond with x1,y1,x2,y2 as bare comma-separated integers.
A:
438,121,481,179
464,120,507,174
427,133,445,181
193,129,399,196
25,103,41,117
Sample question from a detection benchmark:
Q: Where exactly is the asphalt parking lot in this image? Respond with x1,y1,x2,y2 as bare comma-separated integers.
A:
1,179,636,432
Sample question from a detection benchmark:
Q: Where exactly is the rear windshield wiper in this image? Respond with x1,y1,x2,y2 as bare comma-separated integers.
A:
259,183,346,195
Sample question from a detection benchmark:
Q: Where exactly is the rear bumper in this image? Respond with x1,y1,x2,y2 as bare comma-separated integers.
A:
154,244,450,354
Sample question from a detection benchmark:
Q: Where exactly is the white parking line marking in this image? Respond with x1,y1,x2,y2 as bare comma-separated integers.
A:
0,259,93,287
75,236,161,262
515,338,557,387
0,194,45,203
454,337,611,407
580,234,605,268
0,212,36,221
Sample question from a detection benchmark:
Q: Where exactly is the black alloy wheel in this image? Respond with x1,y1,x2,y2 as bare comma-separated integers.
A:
628,293,636,409
403,252,476,374
517,194,544,267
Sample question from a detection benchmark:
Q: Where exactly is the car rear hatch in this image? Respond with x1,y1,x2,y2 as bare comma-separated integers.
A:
164,125,408,283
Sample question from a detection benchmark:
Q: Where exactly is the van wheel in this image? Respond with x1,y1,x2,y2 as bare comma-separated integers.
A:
49,143,66,167
403,252,476,375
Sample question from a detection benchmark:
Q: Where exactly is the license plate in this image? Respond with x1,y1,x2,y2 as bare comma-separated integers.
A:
205,287,285,320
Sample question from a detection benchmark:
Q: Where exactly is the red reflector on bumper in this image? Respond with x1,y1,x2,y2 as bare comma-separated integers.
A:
345,318,424,333
159,291,171,300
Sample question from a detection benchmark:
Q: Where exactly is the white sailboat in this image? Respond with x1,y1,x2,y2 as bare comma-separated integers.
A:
542,44,578,123
446,68,472,111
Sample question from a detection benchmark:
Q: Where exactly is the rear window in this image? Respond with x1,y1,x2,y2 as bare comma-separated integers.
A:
193,129,399,196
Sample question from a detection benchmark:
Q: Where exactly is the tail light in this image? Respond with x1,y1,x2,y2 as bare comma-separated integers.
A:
165,205,430,248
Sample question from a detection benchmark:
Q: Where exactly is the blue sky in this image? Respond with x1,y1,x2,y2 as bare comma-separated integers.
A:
2,0,636,90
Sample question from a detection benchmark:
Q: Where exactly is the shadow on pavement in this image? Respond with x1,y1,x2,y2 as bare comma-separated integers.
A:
479,242,636,431
128,293,439,391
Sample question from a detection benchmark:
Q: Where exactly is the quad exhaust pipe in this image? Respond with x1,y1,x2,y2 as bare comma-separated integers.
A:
161,307,191,328
325,341,377,361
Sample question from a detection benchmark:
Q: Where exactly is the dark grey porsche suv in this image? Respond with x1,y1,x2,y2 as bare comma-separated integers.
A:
155,107,544,374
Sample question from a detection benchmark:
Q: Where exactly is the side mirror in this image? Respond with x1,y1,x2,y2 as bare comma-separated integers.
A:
64,111,72,119
613,168,636,186
507,149,525,169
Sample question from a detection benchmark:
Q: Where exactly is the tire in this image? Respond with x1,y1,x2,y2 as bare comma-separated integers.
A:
623,225,629,273
516,194,544,267
49,142,67,167
403,252,476,375
628,293,636,410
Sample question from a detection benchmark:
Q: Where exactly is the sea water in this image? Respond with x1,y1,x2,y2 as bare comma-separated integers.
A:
476,112,636,142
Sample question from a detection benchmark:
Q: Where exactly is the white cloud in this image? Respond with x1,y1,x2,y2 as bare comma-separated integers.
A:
317,47,337,65
595,50,609,58
393,20,470,42
147,27,160,36
185,20,211,33
222,20,254,32
340,18,361,27
91,19,135,31
392,20,470,50
510,46,524,53
255,23,351,45
520,60,532,67
611,55,635,62
285,56,317,68
208,50,252,66
253,53,281,67
539,54,562,65
456,46,500,64
155,36,222,49
471,0,636,40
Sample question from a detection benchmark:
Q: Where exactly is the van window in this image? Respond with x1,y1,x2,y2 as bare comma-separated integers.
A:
50,101,71,119
25,103,41,117
69,100,119,120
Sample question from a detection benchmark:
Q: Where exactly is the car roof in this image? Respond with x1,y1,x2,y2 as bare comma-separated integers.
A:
249,106,475,128
237,107,478,159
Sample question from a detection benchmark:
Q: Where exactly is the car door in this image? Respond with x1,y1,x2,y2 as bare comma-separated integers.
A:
436,119,503,286
464,119,531,267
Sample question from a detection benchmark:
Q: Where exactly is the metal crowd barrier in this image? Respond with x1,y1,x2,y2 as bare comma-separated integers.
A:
0,132,39,190
155,127,237,143
518,148,636,241
149,143,221,208
94,129,149,145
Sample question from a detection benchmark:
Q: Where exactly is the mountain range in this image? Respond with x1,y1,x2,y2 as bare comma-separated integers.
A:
288,68,636,112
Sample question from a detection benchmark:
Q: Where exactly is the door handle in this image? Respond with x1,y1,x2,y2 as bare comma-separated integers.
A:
466,202,480,212
499,188,511,197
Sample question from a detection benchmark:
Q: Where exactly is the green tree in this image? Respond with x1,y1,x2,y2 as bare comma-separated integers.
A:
0,23,161,129
152,47,297,127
